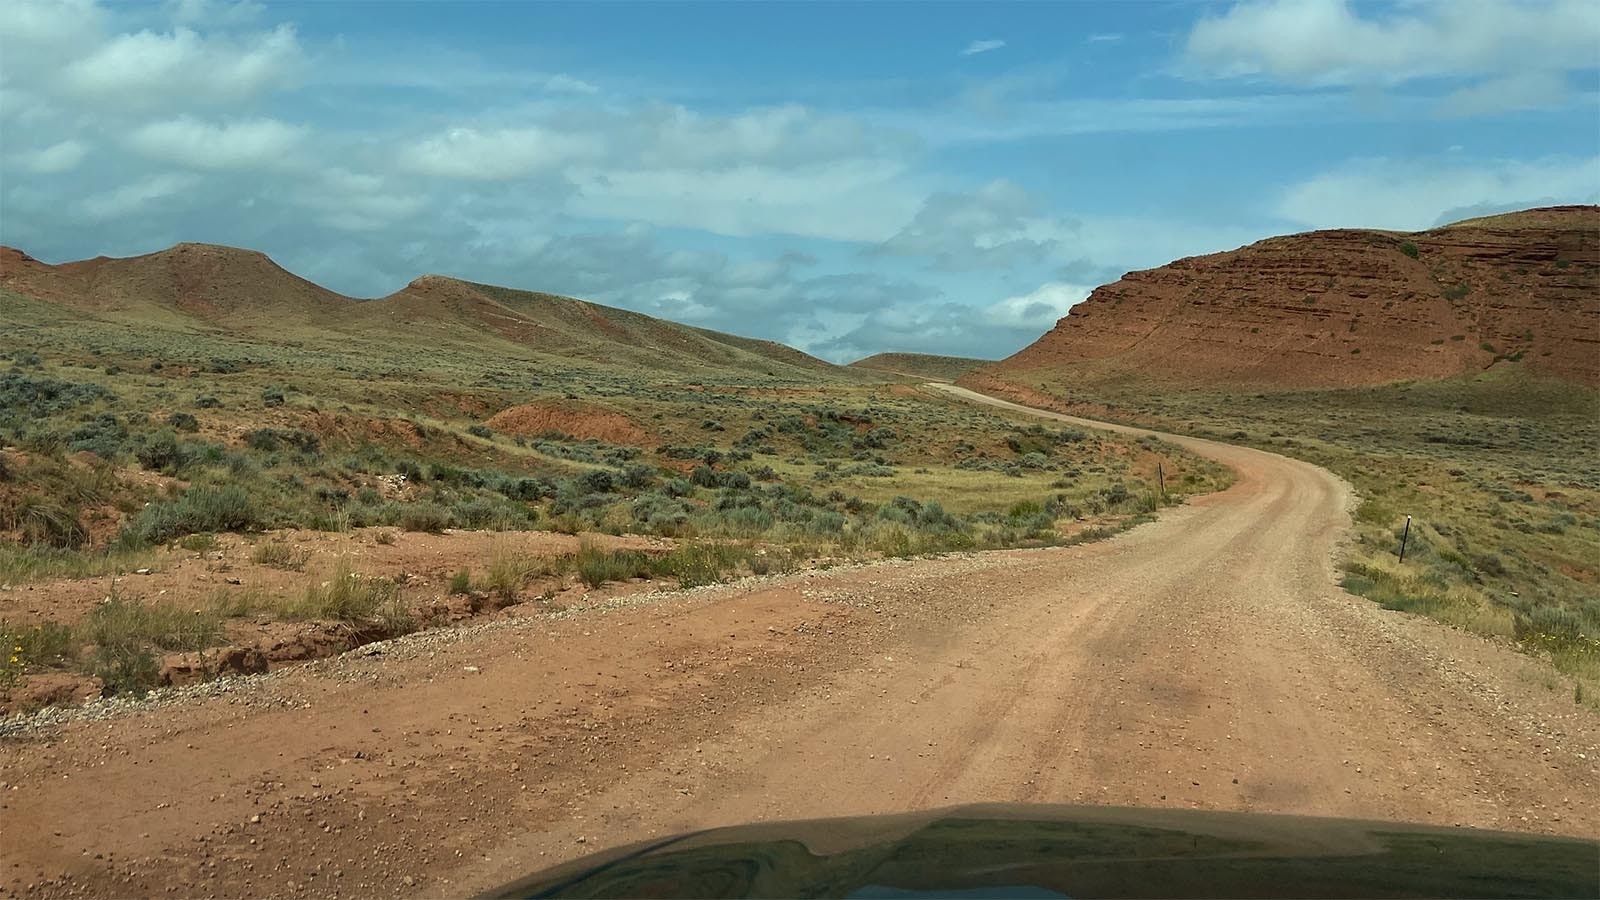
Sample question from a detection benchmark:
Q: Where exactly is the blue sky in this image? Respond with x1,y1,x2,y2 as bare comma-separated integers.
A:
3,0,1597,361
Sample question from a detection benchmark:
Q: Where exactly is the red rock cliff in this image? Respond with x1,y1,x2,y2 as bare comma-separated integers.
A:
967,206,1599,389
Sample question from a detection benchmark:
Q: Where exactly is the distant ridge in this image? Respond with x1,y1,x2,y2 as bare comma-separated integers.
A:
1,242,353,326
0,243,842,380
850,352,991,382
963,205,1600,393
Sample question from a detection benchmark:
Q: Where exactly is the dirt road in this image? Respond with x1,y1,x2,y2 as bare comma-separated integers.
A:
3,387,1597,897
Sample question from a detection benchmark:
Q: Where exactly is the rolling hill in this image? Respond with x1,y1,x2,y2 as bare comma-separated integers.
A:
0,243,354,329
963,206,1600,395
849,352,991,382
0,243,845,381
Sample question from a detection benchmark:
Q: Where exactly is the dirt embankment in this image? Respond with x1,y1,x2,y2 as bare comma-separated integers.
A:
2,388,1596,898
484,403,650,445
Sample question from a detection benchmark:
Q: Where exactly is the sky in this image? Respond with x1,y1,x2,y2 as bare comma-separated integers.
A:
2,0,1597,362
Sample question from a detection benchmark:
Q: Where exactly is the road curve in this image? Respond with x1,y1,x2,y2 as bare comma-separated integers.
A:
4,387,1597,898
461,385,1599,887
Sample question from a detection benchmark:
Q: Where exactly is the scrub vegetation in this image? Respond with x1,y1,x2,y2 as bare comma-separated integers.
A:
0,301,1228,702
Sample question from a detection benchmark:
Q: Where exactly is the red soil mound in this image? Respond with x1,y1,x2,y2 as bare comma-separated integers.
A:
967,206,1600,390
486,402,650,445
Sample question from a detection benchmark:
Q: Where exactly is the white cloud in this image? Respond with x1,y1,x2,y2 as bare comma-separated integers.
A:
1,0,105,51
1276,155,1600,230
543,74,599,94
985,282,1093,330
892,93,1351,146
961,39,1006,56
1183,0,1600,86
293,169,426,232
571,160,922,242
17,140,90,174
398,126,602,179
1438,71,1570,117
60,23,302,106
127,116,305,169
633,103,911,169
1087,33,1124,42
82,173,202,220
166,0,264,27
872,179,1061,269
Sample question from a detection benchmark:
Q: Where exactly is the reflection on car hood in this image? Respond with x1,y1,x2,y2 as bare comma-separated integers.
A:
483,803,1600,899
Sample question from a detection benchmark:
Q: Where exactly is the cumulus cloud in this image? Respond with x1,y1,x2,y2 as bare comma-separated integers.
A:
573,160,921,242
1183,0,1600,86
2,0,105,51
16,140,90,174
398,126,601,179
816,293,1062,362
60,23,303,106
961,39,1006,56
166,0,264,26
1276,155,1600,230
127,116,305,169
542,74,600,94
1437,71,1570,117
82,173,202,221
984,282,1093,330
871,179,1062,269
632,103,909,169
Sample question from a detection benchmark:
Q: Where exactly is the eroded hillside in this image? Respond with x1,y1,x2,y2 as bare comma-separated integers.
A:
966,206,1599,391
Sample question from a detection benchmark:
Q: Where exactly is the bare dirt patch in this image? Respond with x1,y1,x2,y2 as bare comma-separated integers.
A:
485,402,650,445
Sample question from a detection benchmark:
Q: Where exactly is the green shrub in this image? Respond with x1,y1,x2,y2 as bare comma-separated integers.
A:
575,541,652,588
1399,242,1419,259
261,386,287,407
125,485,259,545
166,411,200,432
252,540,309,571
289,560,401,622
1,619,77,686
1519,606,1584,642
720,505,774,535
656,542,748,588
690,465,723,488
483,548,566,599
90,642,159,697
448,566,473,595
397,502,452,533
135,429,182,472
244,428,320,455
632,493,691,530
1471,552,1507,578
67,413,128,459
618,464,657,490
13,495,88,548
88,596,224,652
177,533,218,553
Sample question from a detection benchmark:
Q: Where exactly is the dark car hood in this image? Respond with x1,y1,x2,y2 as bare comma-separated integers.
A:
483,804,1600,899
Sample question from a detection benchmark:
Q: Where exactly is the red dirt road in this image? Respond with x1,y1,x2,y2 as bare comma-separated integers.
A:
2,387,1597,898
